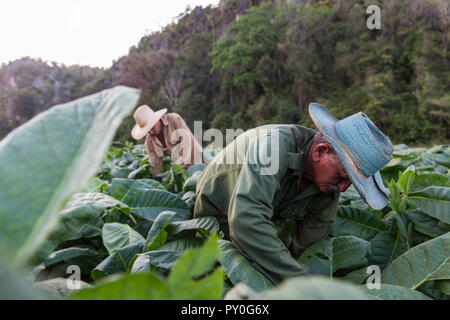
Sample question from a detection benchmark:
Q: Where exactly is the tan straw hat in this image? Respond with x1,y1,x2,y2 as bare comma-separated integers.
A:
131,105,168,140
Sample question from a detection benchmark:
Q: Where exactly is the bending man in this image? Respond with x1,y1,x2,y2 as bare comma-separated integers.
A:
193,103,393,284
131,105,204,176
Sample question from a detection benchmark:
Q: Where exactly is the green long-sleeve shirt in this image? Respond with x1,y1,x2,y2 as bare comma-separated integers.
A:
193,124,339,284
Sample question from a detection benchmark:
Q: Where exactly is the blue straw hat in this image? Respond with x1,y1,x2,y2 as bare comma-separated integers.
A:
309,103,393,210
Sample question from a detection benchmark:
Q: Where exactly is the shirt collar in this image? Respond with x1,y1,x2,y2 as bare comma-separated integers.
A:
291,134,314,177
160,114,169,126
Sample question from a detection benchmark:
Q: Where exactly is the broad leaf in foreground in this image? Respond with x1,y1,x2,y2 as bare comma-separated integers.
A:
252,277,369,300
110,183,191,222
34,193,129,262
73,234,223,300
102,223,145,255
381,232,450,289
71,273,169,300
110,178,165,201
404,210,449,238
183,171,202,192
34,278,91,299
219,240,273,292
167,216,220,238
368,232,398,268
144,211,177,251
0,86,140,265
167,234,224,299
297,236,371,277
411,173,450,192
91,242,143,280
44,247,99,267
169,234,221,284
131,237,203,273
359,284,432,300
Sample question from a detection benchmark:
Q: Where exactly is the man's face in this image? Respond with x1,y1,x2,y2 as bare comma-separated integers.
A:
149,120,162,136
311,143,352,193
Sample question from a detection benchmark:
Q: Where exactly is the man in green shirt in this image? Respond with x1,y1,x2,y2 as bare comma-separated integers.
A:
193,103,393,284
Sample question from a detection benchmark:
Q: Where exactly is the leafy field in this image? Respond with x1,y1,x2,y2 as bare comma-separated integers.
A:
0,86,449,300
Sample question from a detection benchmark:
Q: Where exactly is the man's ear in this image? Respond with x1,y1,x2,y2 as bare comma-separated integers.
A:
312,143,333,162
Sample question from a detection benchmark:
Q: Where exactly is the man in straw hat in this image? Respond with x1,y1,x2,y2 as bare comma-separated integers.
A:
193,103,393,284
131,105,203,176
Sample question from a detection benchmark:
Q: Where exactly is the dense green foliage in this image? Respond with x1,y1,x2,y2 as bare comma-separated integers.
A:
1,0,448,144
0,84,449,300
20,137,450,300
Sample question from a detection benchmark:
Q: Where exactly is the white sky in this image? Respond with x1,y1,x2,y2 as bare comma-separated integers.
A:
0,0,221,68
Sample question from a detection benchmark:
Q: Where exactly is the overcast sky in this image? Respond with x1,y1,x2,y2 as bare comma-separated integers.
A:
0,0,221,68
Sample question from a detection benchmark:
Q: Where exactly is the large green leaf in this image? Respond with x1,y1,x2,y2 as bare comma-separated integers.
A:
169,268,224,300
73,235,224,300
436,280,450,295
411,173,450,192
44,247,99,267
110,178,190,222
417,280,449,299
186,164,207,176
423,153,450,168
60,193,129,217
167,216,220,238
218,240,273,292
33,278,91,299
398,165,415,196
0,86,140,265
181,191,197,208
71,273,170,300
0,263,45,299
340,267,370,285
110,178,165,201
368,232,397,268
359,284,432,300
407,186,450,224
35,192,129,262
132,249,183,273
331,206,389,240
297,236,371,277
169,234,221,284
167,234,224,299
254,277,369,300
404,210,449,238
131,237,203,273
382,232,450,289
91,242,143,280
183,171,202,192
68,217,103,241
144,211,177,251
102,223,145,255
80,177,108,193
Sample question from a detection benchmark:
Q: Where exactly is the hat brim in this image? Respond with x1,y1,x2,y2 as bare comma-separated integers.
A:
131,108,167,140
309,103,389,210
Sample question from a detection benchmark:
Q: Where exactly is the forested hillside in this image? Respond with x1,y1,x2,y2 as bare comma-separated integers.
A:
1,0,449,144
